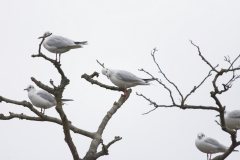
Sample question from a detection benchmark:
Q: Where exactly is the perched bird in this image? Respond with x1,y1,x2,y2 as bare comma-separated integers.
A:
24,85,73,114
216,110,240,135
102,68,156,96
38,31,88,63
195,133,238,160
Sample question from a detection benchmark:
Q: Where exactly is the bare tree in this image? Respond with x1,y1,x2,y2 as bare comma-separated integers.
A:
136,41,240,160
0,38,132,160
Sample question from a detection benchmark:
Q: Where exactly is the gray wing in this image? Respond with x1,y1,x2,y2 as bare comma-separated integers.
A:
37,91,56,103
46,36,75,48
115,70,144,82
205,137,226,150
228,110,240,118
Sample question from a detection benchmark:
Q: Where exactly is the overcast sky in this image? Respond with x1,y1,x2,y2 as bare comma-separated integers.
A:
0,1,240,160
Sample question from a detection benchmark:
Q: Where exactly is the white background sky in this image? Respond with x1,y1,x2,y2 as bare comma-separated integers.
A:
0,1,240,160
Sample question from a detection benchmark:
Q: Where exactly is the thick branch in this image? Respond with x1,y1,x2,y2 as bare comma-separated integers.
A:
97,89,132,135
212,141,240,160
0,111,94,139
55,104,81,160
32,39,79,159
83,90,131,160
31,77,55,94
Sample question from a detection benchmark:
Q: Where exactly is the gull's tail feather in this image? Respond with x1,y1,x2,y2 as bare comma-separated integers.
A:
61,99,74,102
143,78,158,83
75,41,88,45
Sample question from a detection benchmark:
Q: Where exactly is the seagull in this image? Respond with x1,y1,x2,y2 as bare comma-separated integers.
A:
102,68,156,96
38,31,88,63
195,133,238,160
24,85,73,114
216,110,240,135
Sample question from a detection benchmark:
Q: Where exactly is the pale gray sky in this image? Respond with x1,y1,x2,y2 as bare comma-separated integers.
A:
0,1,240,160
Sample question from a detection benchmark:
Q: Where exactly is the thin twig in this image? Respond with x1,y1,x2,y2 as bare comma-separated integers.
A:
183,66,217,103
150,48,184,101
190,40,219,73
95,136,122,159
138,68,176,105
97,60,105,68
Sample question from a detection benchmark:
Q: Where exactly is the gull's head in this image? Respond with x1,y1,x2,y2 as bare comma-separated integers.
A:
38,31,52,39
24,85,35,92
102,68,110,79
197,133,205,140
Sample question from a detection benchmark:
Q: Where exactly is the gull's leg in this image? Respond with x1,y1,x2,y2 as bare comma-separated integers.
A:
55,53,58,61
209,154,211,160
41,108,42,113
59,54,61,63
123,88,127,97
207,153,208,160
43,109,45,115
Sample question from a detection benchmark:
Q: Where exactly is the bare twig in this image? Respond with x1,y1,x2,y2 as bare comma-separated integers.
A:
136,92,219,114
190,40,219,73
150,48,184,101
81,73,124,92
95,136,122,159
138,68,176,105
226,54,240,70
50,79,57,88
183,66,216,103
97,60,105,68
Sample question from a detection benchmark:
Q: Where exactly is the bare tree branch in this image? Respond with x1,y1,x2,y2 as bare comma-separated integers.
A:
83,89,132,160
190,40,219,73
97,89,131,135
136,92,219,114
0,111,94,138
32,38,81,160
95,136,122,159
96,60,105,68
81,73,124,92
138,44,240,160
183,66,216,103
212,141,240,160
138,68,176,105
149,48,184,101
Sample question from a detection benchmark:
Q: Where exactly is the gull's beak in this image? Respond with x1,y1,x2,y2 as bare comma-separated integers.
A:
24,88,28,91
216,114,220,117
38,36,43,39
